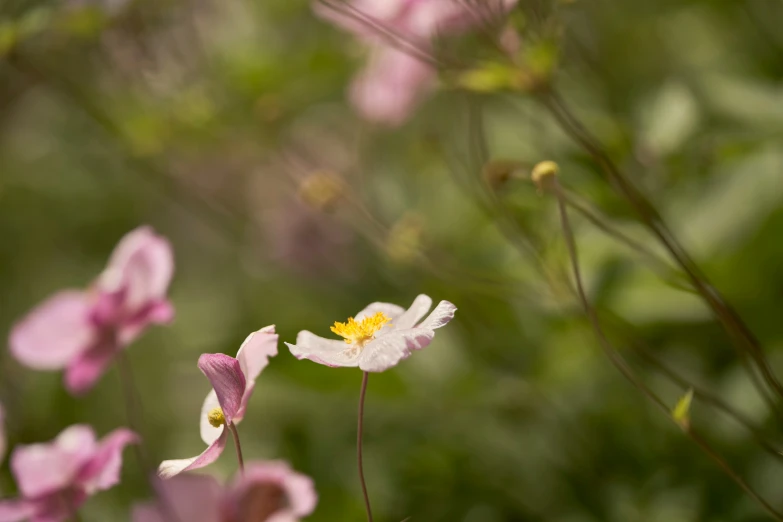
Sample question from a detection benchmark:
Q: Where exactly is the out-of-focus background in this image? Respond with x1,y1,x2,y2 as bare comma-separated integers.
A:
2,0,783,520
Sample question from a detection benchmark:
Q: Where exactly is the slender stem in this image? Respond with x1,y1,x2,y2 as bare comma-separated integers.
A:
227,422,245,474
357,371,374,522
551,181,783,521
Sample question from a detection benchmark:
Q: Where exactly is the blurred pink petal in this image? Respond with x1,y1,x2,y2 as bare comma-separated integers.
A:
197,353,246,424
11,425,97,499
133,474,222,522
9,291,95,371
77,429,140,493
64,341,116,396
349,47,436,126
99,226,174,315
157,429,229,479
4,425,134,520
286,295,456,372
142,461,316,522
0,500,35,522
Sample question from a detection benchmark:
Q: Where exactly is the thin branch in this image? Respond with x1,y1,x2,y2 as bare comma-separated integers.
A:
227,422,245,474
357,371,373,522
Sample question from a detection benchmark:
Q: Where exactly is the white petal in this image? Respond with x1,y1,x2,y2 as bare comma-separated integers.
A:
393,294,433,330
285,331,360,368
199,389,223,446
358,329,435,372
353,302,405,322
417,301,457,330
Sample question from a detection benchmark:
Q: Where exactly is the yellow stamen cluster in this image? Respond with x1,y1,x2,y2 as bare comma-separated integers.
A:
330,312,391,347
207,407,226,428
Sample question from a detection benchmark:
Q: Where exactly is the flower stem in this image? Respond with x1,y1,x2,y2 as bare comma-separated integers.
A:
357,371,373,522
227,422,245,474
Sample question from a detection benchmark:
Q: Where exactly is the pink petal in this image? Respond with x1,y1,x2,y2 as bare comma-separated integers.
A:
391,294,432,330
416,300,457,330
197,354,246,424
285,331,359,368
19,490,86,522
353,303,405,323
0,500,35,522
76,428,139,493
349,47,436,127
118,299,175,346
0,402,6,466
99,227,174,315
133,474,222,522
64,341,116,396
234,326,278,421
199,390,223,446
157,428,228,479
9,291,96,370
231,461,317,520
357,329,434,372
11,425,97,499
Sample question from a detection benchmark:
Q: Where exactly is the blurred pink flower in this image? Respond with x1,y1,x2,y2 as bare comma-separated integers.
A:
315,0,518,125
286,294,456,372
0,425,137,522
9,227,174,395
136,461,317,522
158,326,278,479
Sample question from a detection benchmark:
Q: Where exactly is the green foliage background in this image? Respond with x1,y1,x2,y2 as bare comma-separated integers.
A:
2,0,783,520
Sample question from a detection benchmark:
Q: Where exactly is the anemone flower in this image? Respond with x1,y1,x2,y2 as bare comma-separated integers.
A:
286,294,456,372
9,226,174,395
136,461,316,522
0,425,137,522
286,294,455,521
158,326,278,479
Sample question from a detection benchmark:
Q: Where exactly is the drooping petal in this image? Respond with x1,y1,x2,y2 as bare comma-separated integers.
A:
349,46,436,127
99,227,174,315
199,390,223,446
64,340,117,396
11,425,97,499
133,473,222,522
236,326,278,384
357,329,435,372
0,402,6,465
391,294,432,330
76,428,139,494
0,499,35,522
197,354,246,424
118,299,175,346
416,300,457,330
157,428,228,479
18,490,86,522
285,331,359,368
9,291,96,370
353,302,405,323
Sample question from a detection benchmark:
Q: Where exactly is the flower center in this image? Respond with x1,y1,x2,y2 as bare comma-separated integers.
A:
207,407,226,428
330,312,391,347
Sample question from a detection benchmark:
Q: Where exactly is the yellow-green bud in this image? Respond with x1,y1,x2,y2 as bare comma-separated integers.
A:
531,160,559,191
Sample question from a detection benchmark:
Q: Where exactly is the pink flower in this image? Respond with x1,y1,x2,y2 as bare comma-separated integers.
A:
286,294,456,372
315,0,518,125
135,461,317,522
0,425,138,522
9,227,174,395
157,326,278,479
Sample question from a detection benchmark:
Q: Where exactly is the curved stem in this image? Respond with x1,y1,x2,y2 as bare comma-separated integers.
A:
227,422,245,474
357,371,374,522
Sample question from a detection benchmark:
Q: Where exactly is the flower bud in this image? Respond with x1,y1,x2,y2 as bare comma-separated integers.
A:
531,160,559,192
298,171,343,212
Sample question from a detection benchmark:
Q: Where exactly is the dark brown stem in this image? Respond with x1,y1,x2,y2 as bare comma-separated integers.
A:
357,371,374,522
551,181,783,521
227,422,245,474
542,89,783,414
